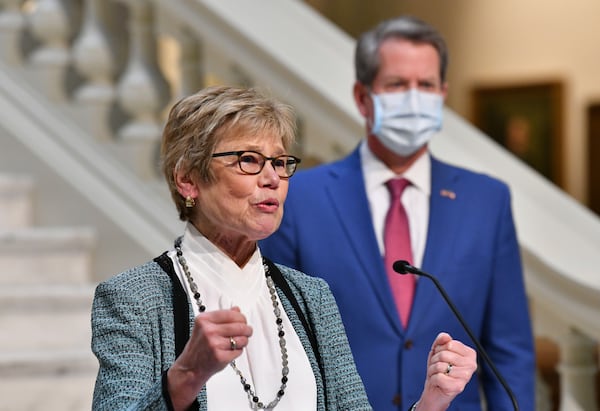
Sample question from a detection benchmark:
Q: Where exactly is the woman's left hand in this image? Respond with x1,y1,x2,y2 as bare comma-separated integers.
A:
414,332,477,411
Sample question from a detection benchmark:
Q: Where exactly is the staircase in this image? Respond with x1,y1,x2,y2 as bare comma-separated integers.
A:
0,1,598,410
0,174,97,411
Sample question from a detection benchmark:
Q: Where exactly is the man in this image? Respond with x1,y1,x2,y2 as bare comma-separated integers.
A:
260,15,535,411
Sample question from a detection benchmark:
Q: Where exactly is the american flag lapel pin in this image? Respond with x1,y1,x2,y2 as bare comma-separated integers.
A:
440,189,456,200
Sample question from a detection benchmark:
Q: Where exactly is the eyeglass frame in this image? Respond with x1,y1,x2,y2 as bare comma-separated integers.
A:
211,150,302,178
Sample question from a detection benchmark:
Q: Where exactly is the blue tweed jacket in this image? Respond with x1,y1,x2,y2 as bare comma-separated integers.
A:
91,255,372,411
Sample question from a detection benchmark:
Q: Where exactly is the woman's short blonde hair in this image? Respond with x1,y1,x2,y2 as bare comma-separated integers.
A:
161,85,297,221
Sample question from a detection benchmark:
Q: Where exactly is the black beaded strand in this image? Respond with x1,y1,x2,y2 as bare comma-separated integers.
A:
175,237,205,312
173,236,289,409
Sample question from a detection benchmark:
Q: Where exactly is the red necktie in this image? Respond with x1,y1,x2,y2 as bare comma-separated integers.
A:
384,178,416,328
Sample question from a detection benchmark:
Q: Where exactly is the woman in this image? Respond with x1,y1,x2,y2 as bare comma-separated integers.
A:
91,85,476,411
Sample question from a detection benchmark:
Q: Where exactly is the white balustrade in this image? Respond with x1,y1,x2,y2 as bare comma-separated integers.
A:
0,0,26,64
114,0,169,179
26,0,71,100
174,29,203,99
557,330,598,411
71,0,116,141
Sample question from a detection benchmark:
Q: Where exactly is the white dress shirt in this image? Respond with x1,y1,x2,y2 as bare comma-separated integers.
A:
360,141,431,269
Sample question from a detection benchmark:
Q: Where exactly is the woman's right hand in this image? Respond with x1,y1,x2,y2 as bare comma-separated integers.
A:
166,307,253,410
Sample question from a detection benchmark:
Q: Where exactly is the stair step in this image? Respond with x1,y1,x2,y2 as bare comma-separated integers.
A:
0,285,97,411
0,227,95,285
0,174,34,230
0,368,96,411
0,284,96,310
0,285,95,355
0,349,97,376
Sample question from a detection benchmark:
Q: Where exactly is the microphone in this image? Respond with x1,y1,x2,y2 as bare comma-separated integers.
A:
393,260,519,411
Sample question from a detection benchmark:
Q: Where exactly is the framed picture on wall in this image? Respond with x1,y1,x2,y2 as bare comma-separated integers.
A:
471,81,564,187
587,103,600,216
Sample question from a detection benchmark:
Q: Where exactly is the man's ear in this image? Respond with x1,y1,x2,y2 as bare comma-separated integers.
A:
441,81,449,100
353,81,371,118
174,169,199,200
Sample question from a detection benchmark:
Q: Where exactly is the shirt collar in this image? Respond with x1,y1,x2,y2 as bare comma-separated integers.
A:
182,222,263,290
360,141,431,196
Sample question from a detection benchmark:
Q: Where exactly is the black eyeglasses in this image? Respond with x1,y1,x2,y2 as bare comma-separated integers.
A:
211,150,302,178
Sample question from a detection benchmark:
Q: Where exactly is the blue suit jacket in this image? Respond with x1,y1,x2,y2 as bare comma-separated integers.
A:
260,147,535,411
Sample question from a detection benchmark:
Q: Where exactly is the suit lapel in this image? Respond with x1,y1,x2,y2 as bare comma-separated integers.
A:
325,148,404,335
408,156,463,331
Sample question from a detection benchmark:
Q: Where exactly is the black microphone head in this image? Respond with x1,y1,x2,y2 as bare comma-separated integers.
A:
393,260,411,274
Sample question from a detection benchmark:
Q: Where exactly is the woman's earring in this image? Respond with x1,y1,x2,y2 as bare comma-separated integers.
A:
185,196,195,208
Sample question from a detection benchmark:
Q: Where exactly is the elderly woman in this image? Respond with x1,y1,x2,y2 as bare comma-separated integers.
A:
91,85,476,411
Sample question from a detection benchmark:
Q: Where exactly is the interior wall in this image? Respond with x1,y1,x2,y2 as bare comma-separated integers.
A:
304,0,600,204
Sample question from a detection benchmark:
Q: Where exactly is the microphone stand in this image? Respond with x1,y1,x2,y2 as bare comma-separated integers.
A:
393,260,519,411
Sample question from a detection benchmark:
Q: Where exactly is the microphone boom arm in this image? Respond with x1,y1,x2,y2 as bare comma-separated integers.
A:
393,260,519,411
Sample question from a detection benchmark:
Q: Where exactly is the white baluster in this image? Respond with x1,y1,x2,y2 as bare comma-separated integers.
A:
27,0,71,100
71,0,115,141
535,368,553,411
0,0,26,64
177,30,203,99
557,329,598,411
116,0,169,179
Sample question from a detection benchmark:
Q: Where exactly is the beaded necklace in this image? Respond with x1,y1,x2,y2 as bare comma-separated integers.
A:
174,236,289,409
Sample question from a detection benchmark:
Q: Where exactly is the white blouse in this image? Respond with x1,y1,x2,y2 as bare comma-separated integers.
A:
168,223,317,410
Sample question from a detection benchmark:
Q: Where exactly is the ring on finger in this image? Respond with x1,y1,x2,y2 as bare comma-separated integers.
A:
229,336,237,351
444,363,453,375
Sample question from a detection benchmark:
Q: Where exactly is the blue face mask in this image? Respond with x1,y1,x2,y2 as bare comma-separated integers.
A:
371,89,444,156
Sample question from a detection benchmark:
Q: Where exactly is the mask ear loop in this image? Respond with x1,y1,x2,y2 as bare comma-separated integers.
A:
370,93,383,135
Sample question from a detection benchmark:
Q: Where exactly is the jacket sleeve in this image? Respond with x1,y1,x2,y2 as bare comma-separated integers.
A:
311,278,373,410
481,186,535,411
91,275,173,411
